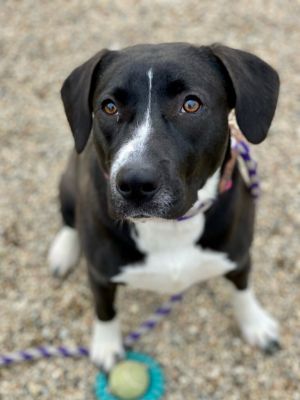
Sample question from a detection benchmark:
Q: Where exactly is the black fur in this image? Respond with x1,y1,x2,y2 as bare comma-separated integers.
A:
58,43,279,326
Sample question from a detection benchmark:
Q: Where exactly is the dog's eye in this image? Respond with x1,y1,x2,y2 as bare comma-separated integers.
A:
102,100,118,115
181,96,202,113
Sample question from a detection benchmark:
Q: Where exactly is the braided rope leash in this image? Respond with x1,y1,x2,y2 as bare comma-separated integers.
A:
232,138,260,198
229,119,260,198
0,293,183,367
177,135,260,222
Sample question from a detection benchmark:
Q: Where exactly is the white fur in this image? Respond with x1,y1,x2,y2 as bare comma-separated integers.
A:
233,288,279,348
112,246,235,293
90,316,124,371
131,169,221,252
197,168,220,205
112,170,236,293
181,168,220,218
48,227,80,277
111,69,153,179
133,213,206,253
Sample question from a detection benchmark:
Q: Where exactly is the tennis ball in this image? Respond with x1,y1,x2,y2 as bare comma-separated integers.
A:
108,360,150,399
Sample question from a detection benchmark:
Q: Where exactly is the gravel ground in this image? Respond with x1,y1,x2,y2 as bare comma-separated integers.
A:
1,1,300,399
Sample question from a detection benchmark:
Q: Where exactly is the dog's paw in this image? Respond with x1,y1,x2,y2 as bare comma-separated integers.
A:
48,227,80,278
239,307,280,351
233,288,280,353
90,317,125,372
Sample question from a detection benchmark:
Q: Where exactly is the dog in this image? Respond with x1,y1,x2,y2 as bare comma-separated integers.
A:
48,43,280,372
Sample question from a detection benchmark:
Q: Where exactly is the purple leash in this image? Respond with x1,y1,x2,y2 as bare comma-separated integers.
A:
177,137,260,222
0,293,183,367
0,137,259,368
231,138,260,198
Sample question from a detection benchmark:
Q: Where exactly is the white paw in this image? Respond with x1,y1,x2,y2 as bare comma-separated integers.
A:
233,288,280,352
90,317,125,372
240,308,279,350
48,227,80,277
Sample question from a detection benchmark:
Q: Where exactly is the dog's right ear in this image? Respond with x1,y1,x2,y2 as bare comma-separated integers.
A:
61,49,109,153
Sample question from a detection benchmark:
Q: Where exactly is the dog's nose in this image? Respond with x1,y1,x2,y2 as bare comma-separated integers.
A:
116,166,160,201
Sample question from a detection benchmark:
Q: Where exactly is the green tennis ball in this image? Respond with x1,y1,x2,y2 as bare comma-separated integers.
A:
108,360,150,400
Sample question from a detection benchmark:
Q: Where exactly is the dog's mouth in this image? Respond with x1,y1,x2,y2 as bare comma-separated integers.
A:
108,193,189,222
110,204,172,221
126,211,152,220
127,215,152,223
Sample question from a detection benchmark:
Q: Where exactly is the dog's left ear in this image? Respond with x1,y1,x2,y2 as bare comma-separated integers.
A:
210,44,280,144
61,49,110,153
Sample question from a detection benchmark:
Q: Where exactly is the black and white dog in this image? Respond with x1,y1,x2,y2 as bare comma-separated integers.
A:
48,43,280,372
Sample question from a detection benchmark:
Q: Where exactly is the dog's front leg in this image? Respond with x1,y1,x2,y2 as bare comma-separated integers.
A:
226,255,280,353
88,272,124,372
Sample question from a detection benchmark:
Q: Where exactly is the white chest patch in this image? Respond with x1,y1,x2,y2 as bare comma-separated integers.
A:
133,213,206,253
112,171,236,293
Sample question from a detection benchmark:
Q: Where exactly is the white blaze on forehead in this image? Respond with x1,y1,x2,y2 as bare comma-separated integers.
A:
111,68,153,178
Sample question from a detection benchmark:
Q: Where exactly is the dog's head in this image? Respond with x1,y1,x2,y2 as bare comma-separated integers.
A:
61,43,279,220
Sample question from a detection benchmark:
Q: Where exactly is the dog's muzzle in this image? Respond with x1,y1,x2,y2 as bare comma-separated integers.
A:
109,160,180,219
